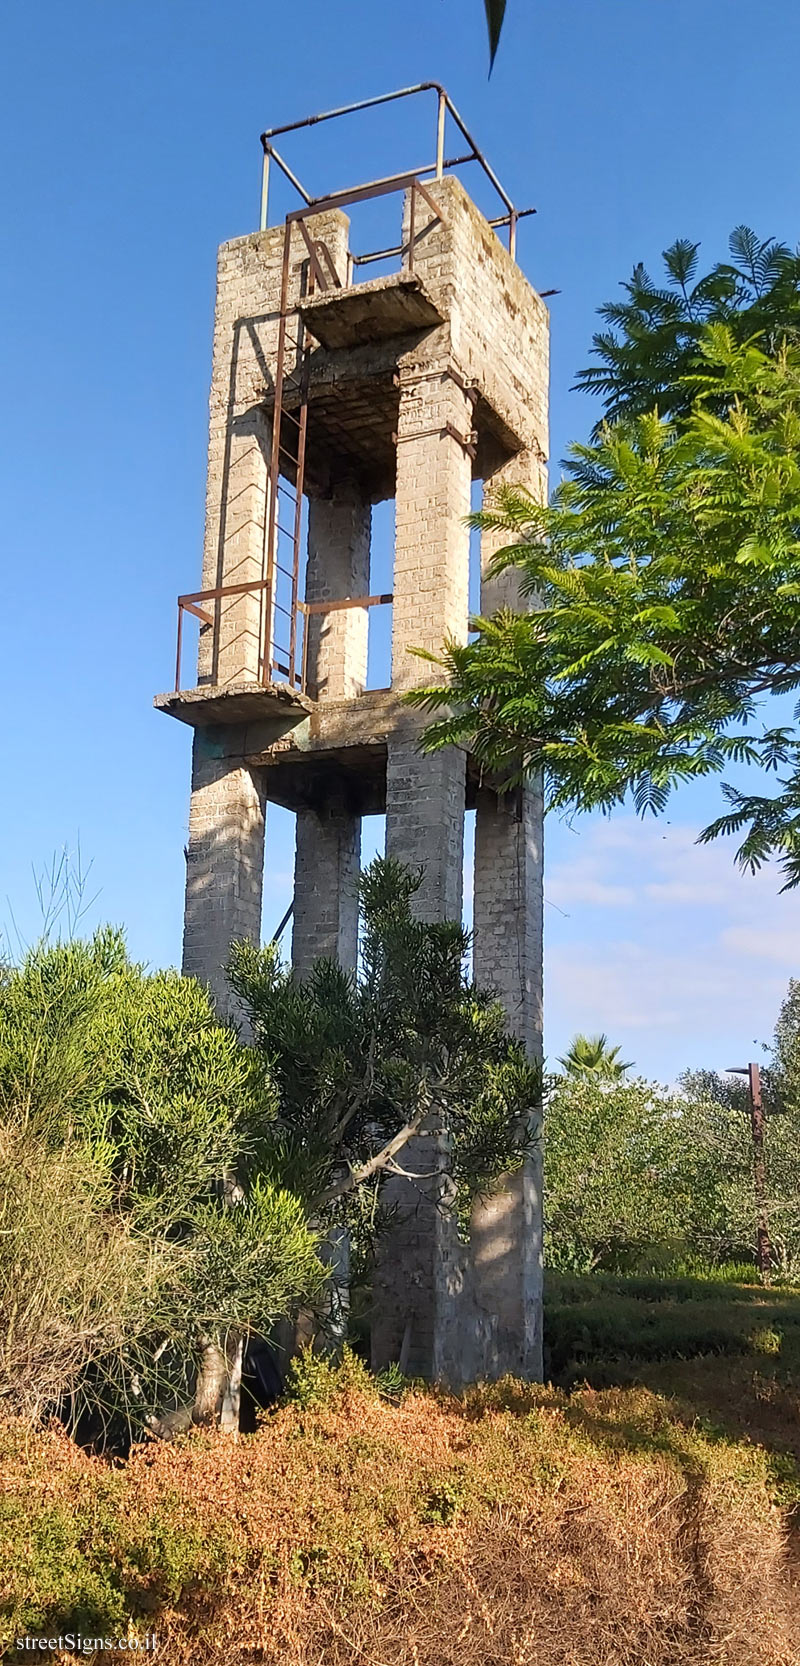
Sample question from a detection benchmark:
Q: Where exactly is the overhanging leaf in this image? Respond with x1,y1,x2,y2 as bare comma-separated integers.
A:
484,0,507,68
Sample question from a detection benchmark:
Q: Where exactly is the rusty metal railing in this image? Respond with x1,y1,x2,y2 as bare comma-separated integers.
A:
174,584,393,697
259,83,535,260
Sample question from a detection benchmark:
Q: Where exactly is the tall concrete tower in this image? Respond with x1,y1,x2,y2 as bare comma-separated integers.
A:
156,87,549,1384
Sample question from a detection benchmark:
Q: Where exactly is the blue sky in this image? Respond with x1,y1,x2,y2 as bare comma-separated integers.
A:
2,0,800,1079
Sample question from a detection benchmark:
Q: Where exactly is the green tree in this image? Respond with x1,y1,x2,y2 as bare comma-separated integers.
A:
558,1033,632,1081
228,858,542,1235
412,326,800,885
769,976,800,1111
0,931,321,1435
544,1076,705,1272
680,1067,800,1280
576,227,800,427
679,981,800,1280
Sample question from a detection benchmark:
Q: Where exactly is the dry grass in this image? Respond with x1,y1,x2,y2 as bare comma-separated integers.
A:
1,1374,798,1665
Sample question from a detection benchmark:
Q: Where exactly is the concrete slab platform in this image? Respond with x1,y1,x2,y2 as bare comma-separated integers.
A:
154,680,313,729
299,273,443,350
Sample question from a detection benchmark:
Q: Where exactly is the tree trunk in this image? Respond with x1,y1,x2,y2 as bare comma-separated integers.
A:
193,1331,244,1429
749,1063,774,1286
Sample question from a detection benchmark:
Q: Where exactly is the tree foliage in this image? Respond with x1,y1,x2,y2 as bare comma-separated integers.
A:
576,227,800,428
0,932,321,1432
544,1077,707,1272
412,325,800,883
558,1033,632,1080
546,981,800,1280
228,858,541,1236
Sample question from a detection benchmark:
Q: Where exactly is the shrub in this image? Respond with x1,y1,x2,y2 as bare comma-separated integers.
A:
0,933,321,1436
0,1375,796,1664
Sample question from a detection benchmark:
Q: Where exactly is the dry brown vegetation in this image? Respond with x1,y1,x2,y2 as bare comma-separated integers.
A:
2,1367,798,1666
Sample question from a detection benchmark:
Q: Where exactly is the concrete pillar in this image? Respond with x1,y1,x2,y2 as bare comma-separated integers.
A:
473,783,543,1050
371,1127,460,1381
469,445,546,1382
471,782,544,1382
305,484,371,701
377,741,467,1381
391,370,473,689
182,731,267,1015
290,480,370,978
199,405,271,687
373,362,474,1383
292,798,361,976
196,215,351,690
473,448,545,1047
385,740,466,923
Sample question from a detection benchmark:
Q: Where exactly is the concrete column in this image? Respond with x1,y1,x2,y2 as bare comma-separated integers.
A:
473,783,543,1051
391,370,473,690
182,731,267,1016
374,365,473,1383
305,484,371,700
374,741,467,1382
474,443,545,1047
469,445,546,1382
385,740,466,923
196,215,351,690
290,482,370,980
199,405,271,687
291,797,361,977
371,1127,459,1381
471,782,544,1382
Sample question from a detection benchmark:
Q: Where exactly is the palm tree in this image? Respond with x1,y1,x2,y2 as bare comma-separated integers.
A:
558,1034,633,1081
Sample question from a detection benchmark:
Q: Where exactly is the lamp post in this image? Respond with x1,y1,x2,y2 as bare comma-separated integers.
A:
726,1063,773,1286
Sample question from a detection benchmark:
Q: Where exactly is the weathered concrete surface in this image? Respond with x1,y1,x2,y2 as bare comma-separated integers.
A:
182,730,267,1015
292,798,361,976
199,211,350,686
385,741,466,922
305,484,371,703
161,166,549,1387
300,272,443,349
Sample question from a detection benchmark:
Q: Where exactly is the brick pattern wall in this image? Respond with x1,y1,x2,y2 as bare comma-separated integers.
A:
403,177,549,466
291,800,361,976
391,373,473,691
199,214,350,686
182,731,267,1014
385,741,466,923
305,485,371,701
468,443,546,1385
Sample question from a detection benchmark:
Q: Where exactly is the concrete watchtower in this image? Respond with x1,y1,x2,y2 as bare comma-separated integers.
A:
156,87,549,1384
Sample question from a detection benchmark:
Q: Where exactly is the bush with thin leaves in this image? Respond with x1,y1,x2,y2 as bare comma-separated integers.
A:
0,931,321,1436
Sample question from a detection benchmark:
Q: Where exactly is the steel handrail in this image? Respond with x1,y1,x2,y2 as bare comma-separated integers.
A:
258,83,533,258
175,581,393,695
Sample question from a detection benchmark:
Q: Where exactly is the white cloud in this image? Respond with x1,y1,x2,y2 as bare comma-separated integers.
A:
544,815,800,1078
721,925,800,965
547,874,636,908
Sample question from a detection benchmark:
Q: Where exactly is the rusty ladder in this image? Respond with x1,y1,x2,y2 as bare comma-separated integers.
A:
259,217,343,689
